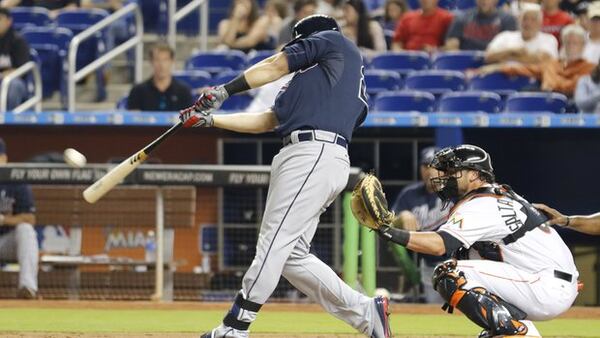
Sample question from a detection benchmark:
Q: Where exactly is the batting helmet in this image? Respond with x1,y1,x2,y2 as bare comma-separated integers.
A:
430,144,494,181
283,14,340,48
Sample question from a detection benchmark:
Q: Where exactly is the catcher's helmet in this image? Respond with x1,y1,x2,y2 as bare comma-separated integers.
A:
430,144,494,181
283,14,340,48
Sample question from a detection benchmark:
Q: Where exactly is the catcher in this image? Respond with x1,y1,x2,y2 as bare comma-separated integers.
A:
352,144,579,338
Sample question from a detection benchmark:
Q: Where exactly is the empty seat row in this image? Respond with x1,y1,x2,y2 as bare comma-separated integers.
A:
373,91,569,114
185,50,488,75
364,69,539,97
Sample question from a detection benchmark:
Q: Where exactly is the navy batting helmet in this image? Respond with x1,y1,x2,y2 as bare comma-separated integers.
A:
283,14,340,48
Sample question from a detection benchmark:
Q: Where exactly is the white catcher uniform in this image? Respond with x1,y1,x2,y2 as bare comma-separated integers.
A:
438,188,579,321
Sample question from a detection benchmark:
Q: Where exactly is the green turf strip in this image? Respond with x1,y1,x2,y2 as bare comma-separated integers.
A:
0,309,598,337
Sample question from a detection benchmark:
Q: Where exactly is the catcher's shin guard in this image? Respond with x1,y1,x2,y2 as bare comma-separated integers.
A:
222,290,262,332
432,260,528,336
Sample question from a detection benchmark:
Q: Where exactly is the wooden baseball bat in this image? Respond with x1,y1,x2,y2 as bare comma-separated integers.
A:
83,122,183,204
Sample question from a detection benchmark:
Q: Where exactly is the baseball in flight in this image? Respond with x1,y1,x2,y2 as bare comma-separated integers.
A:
63,148,87,168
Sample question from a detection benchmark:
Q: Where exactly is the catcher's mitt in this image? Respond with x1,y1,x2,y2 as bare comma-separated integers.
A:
350,173,395,230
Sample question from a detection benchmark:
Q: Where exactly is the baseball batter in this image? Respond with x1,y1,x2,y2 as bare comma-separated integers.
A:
179,15,391,338
373,145,578,337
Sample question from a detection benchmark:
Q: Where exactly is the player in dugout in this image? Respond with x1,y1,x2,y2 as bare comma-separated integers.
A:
353,144,578,338
179,14,391,338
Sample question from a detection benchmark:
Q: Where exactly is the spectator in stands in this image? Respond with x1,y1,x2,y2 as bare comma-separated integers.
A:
0,138,39,299
342,0,387,56
583,2,600,64
277,0,317,47
559,0,584,16
479,24,593,96
574,61,600,113
317,0,345,19
573,1,589,30
218,0,275,53
379,0,408,49
484,3,558,64
264,0,287,47
444,0,517,51
391,0,453,52
127,43,193,111
0,8,29,111
541,0,574,42
390,146,448,304
0,0,79,18
507,0,542,16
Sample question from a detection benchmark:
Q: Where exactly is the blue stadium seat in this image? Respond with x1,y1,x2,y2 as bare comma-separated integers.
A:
469,72,539,95
404,70,466,95
373,90,436,112
247,50,275,66
56,9,109,101
21,27,73,100
432,51,485,71
10,7,51,31
220,94,253,111
505,92,568,114
173,70,212,90
369,51,430,75
407,0,456,9
186,51,247,74
364,69,403,96
116,95,128,109
213,70,241,86
438,91,502,113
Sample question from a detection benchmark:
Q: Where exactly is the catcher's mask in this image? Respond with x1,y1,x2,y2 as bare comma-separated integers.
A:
282,14,340,49
429,145,495,207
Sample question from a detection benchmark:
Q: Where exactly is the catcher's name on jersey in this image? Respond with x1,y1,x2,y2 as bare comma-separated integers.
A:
439,193,578,277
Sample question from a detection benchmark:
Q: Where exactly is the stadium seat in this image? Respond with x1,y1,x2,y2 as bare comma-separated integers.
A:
438,91,502,113
247,50,275,66
56,9,109,101
10,7,51,31
432,51,485,71
220,94,253,111
404,70,466,95
504,92,568,114
369,51,430,74
373,90,436,112
173,70,212,90
21,27,73,100
186,51,247,74
364,69,403,96
469,72,539,95
213,70,242,86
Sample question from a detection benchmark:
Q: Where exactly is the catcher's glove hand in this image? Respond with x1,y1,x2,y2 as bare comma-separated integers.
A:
350,173,395,230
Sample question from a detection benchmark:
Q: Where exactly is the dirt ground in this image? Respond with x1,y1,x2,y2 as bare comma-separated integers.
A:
1,301,597,338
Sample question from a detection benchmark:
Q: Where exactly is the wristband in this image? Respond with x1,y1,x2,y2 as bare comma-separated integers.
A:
378,226,410,246
223,73,251,96
564,216,570,227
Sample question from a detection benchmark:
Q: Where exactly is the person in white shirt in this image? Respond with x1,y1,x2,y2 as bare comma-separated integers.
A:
583,2,600,64
375,144,579,338
485,3,558,64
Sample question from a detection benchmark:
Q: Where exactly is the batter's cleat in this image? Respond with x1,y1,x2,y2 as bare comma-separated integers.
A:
371,296,392,338
17,287,37,300
200,325,249,338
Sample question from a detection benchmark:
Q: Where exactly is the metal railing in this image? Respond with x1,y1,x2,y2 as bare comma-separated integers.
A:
0,61,42,113
167,0,209,51
68,3,144,112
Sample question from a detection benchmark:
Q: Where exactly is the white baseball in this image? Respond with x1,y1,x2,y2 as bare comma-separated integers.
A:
63,148,87,168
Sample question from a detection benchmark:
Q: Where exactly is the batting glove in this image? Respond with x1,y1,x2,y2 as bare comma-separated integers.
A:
195,86,229,111
179,106,214,128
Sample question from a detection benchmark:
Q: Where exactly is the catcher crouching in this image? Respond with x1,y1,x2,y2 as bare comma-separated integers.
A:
351,144,579,338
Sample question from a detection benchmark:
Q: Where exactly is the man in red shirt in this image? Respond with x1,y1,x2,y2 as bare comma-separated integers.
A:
392,0,453,52
542,0,574,43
